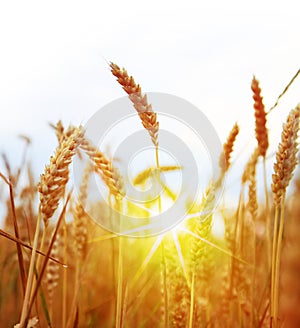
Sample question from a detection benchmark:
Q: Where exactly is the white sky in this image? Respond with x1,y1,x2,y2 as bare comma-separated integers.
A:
0,0,299,193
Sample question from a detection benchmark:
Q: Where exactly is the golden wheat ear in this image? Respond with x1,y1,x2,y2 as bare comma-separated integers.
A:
38,127,84,226
80,137,125,199
272,104,300,207
219,122,239,173
242,148,259,220
110,62,159,147
251,76,269,157
73,162,93,260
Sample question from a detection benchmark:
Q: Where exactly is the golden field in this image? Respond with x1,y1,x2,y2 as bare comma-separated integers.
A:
0,64,299,328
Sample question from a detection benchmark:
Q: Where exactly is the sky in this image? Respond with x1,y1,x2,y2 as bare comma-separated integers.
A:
0,0,299,208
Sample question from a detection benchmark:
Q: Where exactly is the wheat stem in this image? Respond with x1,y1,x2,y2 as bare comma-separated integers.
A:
263,158,271,270
160,238,169,328
116,199,124,328
24,193,71,327
19,208,41,327
62,216,67,328
271,206,279,325
273,193,286,327
154,145,170,328
189,272,195,328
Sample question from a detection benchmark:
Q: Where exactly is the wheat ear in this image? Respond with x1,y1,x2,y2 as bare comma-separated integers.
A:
242,149,259,220
73,162,93,260
80,138,125,199
272,105,300,207
251,76,269,157
252,76,271,268
110,62,159,147
38,127,84,226
219,123,239,173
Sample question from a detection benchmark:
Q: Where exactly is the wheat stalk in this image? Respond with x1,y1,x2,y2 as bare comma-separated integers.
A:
251,77,271,270
164,235,190,328
14,316,39,328
45,233,62,317
80,138,125,327
271,104,300,327
280,192,300,326
110,62,159,147
189,184,215,327
242,148,259,185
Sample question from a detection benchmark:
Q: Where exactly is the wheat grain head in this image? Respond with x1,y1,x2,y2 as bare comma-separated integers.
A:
110,62,159,147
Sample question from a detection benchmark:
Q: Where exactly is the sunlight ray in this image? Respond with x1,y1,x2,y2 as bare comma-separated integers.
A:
129,235,164,288
87,233,118,243
171,231,191,287
181,228,248,265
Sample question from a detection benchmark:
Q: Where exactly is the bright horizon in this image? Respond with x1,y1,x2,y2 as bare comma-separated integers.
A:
0,1,299,208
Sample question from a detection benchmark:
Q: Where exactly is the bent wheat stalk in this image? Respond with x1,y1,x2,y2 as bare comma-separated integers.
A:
35,126,83,327
251,76,271,268
80,137,126,327
271,104,300,327
110,62,170,327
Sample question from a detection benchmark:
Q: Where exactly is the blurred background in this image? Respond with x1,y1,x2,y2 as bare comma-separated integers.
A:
0,0,299,207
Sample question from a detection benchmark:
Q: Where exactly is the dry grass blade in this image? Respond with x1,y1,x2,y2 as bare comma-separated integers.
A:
268,69,300,114
0,228,65,266
0,172,27,296
252,76,269,157
133,165,181,186
110,62,159,147
133,167,153,186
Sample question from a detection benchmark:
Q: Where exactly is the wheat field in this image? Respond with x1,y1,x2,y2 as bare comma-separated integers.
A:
0,64,300,328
